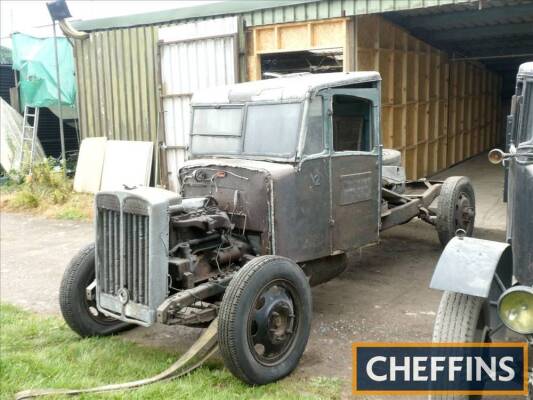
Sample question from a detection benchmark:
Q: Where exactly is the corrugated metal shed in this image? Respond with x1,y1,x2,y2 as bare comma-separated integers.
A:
71,0,528,184
72,0,476,144
73,0,476,31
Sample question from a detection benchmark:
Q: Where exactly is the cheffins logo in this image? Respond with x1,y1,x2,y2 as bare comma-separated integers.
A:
352,343,528,395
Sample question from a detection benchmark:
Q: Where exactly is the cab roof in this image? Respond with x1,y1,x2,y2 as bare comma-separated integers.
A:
191,71,381,105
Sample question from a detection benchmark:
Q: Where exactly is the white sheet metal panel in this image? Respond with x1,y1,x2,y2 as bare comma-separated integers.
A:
73,137,107,193
100,140,153,191
159,17,239,191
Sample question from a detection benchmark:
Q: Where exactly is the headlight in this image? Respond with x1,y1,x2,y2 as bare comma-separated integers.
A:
497,286,533,334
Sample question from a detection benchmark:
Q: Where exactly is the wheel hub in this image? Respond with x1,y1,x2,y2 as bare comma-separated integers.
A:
248,283,297,364
454,192,474,229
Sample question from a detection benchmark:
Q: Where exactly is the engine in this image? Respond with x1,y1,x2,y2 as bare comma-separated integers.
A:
167,196,252,290
94,187,254,327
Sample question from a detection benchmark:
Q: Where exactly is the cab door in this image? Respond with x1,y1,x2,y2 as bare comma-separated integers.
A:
325,88,381,252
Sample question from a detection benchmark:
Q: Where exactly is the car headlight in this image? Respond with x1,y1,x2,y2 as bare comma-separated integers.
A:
497,286,533,335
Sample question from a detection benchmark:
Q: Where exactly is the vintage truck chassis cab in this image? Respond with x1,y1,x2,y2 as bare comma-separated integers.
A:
61,72,477,385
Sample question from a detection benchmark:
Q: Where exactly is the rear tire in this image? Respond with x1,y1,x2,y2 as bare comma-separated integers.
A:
59,243,133,337
431,291,487,400
218,256,312,385
436,176,476,247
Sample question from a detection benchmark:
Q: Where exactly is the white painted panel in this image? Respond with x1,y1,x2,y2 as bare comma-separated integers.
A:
159,17,239,191
100,140,153,191
73,137,107,193
159,16,238,43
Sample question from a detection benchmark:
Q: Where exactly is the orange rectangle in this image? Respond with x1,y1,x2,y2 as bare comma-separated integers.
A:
352,342,529,396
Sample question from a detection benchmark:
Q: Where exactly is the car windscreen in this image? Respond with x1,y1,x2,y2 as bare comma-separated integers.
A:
190,103,302,158
191,107,244,154
243,103,301,157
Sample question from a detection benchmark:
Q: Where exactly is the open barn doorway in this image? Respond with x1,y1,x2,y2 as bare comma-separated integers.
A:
260,48,343,78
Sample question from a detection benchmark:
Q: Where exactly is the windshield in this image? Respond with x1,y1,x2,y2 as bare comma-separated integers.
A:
190,103,302,158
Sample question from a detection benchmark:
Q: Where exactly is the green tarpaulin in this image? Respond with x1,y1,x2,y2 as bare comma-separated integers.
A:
11,33,76,110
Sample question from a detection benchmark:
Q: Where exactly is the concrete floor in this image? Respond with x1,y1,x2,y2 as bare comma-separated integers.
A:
0,153,508,399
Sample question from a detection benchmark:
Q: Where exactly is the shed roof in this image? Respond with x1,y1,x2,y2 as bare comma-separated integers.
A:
72,0,476,31
72,0,315,31
385,0,533,96
191,71,380,104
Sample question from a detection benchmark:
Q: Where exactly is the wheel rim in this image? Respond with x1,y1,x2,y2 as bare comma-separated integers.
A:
454,192,475,232
247,279,300,366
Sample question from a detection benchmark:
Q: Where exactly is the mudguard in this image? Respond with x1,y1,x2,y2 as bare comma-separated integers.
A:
430,236,513,298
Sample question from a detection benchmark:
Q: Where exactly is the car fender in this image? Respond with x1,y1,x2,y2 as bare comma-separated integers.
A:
430,236,512,298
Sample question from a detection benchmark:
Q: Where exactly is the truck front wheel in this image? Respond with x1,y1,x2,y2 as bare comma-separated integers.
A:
218,256,312,385
431,291,488,400
59,243,132,337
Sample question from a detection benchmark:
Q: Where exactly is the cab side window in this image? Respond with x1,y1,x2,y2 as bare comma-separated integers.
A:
332,95,372,152
303,96,325,156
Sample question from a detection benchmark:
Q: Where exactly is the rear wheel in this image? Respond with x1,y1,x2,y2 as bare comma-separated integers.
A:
218,256,312,385
436,176,476,247
59,243,133,337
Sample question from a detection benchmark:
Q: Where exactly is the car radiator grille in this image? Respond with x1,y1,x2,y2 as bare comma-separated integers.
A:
94,190,171,326
97,208,150,305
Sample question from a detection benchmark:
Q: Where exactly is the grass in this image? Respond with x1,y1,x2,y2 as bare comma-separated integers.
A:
0,304,341,400
0,159,93,221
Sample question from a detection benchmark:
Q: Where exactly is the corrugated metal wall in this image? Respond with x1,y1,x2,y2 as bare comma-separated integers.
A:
158,17,240,190
74,26,159,143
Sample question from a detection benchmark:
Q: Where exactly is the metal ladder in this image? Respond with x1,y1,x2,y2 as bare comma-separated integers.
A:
17,106,40,174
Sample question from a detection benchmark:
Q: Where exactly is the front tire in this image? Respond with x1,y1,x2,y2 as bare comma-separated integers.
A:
431,291,488,400
59,243,132,337
218,256,312,385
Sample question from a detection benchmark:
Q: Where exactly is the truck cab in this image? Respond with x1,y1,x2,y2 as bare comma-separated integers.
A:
181,72,382,262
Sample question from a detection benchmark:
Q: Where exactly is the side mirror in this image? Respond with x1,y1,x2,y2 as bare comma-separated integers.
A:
488,148,511,164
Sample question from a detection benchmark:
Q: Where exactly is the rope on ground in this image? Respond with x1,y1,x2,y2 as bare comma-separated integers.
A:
15,318,219,400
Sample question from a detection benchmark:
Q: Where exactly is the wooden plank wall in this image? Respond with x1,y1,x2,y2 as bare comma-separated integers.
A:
247,15,502,179
446,60,501,167
357,15,501,179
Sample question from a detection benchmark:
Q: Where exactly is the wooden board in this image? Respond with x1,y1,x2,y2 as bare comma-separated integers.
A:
247,18,349,80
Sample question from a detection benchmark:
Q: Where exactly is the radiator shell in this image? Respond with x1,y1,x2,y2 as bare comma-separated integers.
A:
94,187,177,326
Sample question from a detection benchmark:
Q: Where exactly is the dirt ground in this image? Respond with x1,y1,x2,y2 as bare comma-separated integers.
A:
0,154,508,399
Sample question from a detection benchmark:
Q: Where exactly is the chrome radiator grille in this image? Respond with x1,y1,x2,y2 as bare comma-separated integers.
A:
97,209,150,305
95,189,174,326
123,212,149,305
97,208,121,297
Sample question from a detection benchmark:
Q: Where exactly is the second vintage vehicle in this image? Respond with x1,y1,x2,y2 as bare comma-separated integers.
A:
430,62,533,398
61,71,477,385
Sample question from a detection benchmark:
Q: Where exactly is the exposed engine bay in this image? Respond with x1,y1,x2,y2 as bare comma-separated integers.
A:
163,196,256,325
